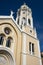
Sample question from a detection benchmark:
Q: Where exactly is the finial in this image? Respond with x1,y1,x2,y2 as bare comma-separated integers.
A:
10,10,14,16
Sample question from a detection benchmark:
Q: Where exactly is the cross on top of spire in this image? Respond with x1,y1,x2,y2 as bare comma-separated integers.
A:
10,10,14,17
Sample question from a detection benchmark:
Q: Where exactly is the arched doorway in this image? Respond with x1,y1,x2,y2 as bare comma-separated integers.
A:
0,47,16,65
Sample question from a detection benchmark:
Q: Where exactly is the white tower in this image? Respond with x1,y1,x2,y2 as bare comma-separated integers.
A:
16,3,33,28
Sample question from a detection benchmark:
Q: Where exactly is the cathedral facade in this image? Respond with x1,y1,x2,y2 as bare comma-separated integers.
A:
0,3,42,65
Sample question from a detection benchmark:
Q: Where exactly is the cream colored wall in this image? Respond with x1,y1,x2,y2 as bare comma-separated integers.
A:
0,18,22,65
21,53,40,65
21,32,41,65
0,18,41,65
21,11,27,17
22,25,36,38
26,54,40,65
26,34,39,56
20,11,31,18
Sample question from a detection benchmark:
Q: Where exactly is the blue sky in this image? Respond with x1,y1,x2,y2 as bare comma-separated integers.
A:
0,0,43,52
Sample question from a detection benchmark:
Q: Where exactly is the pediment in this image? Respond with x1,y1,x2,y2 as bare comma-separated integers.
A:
0,16,21,33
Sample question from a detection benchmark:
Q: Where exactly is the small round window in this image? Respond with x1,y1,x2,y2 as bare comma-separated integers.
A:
4,27,11,35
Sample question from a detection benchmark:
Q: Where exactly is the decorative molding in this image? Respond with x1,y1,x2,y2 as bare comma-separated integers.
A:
22,32,38,40
0,16,12,18
21,52,41,59
0,15,38,40
22,33,26,65
0,47,16,65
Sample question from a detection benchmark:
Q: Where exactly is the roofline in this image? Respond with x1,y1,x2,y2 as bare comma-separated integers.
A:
0,15,22,32
0,15,12,18
0,15,38,41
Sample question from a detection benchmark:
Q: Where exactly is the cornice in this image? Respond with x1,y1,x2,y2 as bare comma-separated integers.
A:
0,15,38,41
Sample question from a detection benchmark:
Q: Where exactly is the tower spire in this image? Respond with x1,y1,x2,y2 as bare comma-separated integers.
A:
16,3,33,28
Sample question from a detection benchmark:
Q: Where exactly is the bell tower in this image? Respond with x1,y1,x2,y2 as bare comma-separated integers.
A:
16,3,33,28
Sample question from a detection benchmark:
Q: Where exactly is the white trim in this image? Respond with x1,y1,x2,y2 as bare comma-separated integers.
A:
22,33,26,65
31,43,32,55
31,17,33,28
0,16,12,18
11,16,22,31
38,41,42,65
0,15,22,31
22,54,26,65
22,52,41,59
0,15,38,40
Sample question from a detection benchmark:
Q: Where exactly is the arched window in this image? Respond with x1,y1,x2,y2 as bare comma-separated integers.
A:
6,37,13,47
22,17,26,25
23,17,26,20
0,34,5,45
17,18,19,25
28,19,31,25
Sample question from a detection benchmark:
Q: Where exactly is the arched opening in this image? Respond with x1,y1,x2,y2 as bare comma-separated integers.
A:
17,18,19,25
0,34,5,45
0,47,15,65
6,37,13,47
28,19,31,25
22,17,26,26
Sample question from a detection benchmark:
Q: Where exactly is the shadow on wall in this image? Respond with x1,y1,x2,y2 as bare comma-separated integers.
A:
41,52,43,65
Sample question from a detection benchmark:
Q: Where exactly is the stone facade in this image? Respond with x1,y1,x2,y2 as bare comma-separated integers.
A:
0,3,42,65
